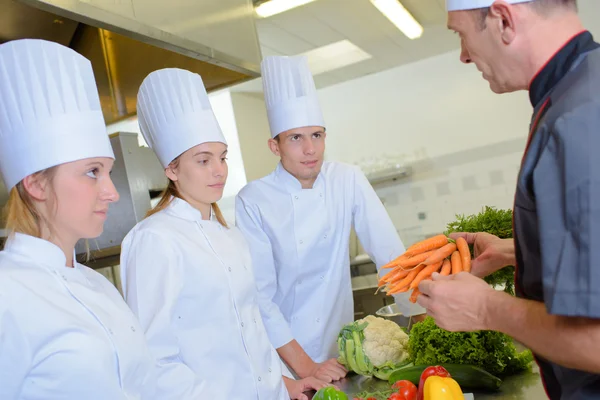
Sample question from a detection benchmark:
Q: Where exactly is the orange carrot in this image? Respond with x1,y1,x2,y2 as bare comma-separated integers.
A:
384,266,423,289
379,259,426,284
379,267,401,283
456,237,472,273
409,287,421,303
410,276,432,303
405,234,449,257
378,268,411,286
388,285,411,295
397,250,437,269
380,254,410,271
410,261,443,289
423,243,457,265
451,251,462,274
440,259,452,276
388,264,425,293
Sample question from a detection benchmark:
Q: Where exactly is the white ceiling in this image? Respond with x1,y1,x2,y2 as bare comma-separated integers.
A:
232,0,600,93
233,0,459,91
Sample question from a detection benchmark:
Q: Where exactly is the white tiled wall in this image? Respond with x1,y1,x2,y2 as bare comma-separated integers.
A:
376,150,523,248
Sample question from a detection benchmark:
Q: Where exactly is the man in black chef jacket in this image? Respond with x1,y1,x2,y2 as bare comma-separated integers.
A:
417,0,600,398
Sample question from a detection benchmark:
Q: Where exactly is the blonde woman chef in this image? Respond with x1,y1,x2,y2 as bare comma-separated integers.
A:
0,39,156,399
119,68,328,400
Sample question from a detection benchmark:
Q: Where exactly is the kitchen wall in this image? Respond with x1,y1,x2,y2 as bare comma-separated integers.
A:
316,48,532,165
371,139,524,248
229,92,279,182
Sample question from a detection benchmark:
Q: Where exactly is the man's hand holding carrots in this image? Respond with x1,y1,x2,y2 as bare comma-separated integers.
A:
416,231,518,331
448,232,516,278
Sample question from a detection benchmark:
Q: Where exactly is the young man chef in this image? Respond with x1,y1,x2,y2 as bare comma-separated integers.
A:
235,55,425,383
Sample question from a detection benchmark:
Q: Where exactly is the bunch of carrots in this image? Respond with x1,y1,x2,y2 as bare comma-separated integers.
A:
377,234,472,303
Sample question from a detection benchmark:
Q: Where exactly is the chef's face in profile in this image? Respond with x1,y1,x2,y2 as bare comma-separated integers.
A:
20,157,119,242
269,126,326,183
448,6,525,94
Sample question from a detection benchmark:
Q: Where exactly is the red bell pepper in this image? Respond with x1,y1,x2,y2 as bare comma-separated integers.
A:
416,366,451,400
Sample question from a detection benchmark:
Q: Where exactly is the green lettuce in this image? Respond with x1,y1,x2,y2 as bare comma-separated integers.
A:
408,317,533,377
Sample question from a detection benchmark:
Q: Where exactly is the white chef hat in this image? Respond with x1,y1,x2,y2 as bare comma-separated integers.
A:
261,55,325,139
446,0,532,11
0,39,114,190
137,68,226,168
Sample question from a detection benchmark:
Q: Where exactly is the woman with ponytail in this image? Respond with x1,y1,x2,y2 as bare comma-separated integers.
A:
119,68,328,400
0,39,155,400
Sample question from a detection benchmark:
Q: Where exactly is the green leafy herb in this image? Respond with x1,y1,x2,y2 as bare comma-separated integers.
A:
444,206,515,295
408,317,533,377
354,389,393,400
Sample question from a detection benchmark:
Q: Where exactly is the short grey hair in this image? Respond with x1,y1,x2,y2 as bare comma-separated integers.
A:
475,0,578,30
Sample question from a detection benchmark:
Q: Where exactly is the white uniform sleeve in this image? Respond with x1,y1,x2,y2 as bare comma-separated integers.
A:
120,230,207,399
351,167,426,316
235,194,295,350
0,301,31,398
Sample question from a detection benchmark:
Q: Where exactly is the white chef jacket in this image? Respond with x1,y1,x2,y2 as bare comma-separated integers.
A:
235,161,425,363
120,197,289,400
0,233,156,400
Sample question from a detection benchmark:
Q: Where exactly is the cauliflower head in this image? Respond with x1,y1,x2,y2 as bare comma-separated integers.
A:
360,315,409,367
337,315,410,380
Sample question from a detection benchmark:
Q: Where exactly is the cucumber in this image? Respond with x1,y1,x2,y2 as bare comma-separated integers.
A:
388,364,502,391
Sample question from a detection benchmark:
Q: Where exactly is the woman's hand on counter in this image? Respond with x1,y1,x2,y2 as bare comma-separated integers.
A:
448,232,515,278
306,358,348,382
277,340,348,383
283,376,333,400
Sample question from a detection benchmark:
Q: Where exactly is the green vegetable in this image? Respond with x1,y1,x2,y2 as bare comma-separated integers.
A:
408,317,533,377
338,315,411,380
388,364,502,391
313,387,348,400
444,206,515,295
354,389,394,400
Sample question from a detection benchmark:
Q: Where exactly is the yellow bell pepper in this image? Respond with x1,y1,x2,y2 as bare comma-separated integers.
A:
423,376,464,400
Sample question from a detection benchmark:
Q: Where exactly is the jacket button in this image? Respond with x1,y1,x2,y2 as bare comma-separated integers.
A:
254,318,257,323
269,368,272,372
323,235,327,239
258,377,262,382
109,329,114,335
294,196,299,200
241,322,244,327
228,267,232,272
316,318,320,323
131,326,136,332
299,240,303,244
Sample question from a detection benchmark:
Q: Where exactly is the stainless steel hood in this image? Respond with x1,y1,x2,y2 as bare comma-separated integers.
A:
1,0,262,124
0,0,263,238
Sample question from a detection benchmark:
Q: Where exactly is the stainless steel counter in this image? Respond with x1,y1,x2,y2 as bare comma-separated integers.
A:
308,366,548,399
